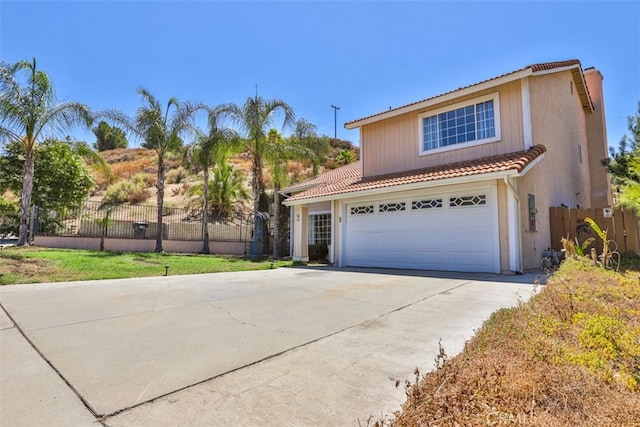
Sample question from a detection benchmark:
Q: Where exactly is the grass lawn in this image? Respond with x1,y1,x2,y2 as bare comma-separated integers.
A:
0,246,292,285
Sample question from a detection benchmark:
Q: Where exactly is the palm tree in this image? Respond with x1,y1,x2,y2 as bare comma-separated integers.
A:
184,110,238,253
187,155,249,220
219,95,295,216
0,58,92,245
101,88,197,252
264,129,313,259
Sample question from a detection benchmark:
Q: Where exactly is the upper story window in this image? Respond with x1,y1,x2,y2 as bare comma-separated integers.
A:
419,93,501,155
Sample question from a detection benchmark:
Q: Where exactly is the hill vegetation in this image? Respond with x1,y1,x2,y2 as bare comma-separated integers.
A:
88,137,359,210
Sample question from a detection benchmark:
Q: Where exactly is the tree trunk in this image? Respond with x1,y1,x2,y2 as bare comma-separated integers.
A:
202,167,210,254
273,184,280,259
155,158,165,253
252,157,262,214
17,148,36,246
251,157,263,251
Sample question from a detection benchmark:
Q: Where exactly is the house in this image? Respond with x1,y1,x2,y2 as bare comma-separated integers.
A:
282,60,611,273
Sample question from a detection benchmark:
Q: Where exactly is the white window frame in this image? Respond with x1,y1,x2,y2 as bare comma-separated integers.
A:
308,210,332,245
418,92,501,156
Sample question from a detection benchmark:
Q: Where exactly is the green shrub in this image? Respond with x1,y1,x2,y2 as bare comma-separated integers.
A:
0,196,19,237
132,172,155,187
103,179,149,205
166,166,189,184
127,188,150,204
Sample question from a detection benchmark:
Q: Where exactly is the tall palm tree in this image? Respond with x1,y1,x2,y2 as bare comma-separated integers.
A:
219,95,295,216
0,58,92,245
101,88,197,252
184,109,238,253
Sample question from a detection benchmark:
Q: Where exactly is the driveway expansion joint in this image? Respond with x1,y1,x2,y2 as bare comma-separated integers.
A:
97,280,476,421
0,301,102,422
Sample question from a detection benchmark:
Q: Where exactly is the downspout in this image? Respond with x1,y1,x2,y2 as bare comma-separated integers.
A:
504,176,524,273
504,176,520,202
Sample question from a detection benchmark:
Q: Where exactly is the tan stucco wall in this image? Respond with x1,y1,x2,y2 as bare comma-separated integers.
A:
517,70,592,269
332,200,341,264
308,201,331,212
33,236,245,255
360,80,525,177
584,69,613,207
292,205,309,262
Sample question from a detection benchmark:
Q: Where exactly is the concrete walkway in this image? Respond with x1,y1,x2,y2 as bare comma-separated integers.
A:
0,267,537,426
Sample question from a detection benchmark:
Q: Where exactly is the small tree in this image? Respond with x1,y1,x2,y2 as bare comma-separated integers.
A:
603,101,640,186
187,154,249,219
0,139,95,214
290,118,327,176
93,120,128,151
608,102,640,212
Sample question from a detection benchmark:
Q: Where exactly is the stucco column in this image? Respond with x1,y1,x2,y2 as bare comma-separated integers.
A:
292,205,309,262
584,68,612,208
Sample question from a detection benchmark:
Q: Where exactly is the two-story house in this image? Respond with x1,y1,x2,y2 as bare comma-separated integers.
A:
282,60,611,273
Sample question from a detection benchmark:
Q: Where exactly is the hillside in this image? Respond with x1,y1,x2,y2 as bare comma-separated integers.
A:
92,139,359,210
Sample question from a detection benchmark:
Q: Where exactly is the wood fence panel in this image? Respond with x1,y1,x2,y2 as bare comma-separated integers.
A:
549,207,564,251
549,206,639,254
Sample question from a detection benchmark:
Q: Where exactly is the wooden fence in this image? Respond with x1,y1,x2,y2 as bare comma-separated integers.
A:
549,207,640,254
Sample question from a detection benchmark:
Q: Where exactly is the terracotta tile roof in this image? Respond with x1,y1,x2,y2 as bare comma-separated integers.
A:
282,161,361,194
529,60,580,72
284,145,546,203
345,60,588,127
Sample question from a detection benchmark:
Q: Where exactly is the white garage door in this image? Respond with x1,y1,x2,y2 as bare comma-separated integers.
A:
344,186,499,273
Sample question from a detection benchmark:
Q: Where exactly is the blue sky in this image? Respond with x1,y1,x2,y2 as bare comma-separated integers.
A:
1,1,638,149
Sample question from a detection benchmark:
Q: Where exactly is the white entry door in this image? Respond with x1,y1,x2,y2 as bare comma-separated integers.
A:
344,186,499,273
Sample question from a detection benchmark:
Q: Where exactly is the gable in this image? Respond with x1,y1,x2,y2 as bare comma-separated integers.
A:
345,60,591,129
360,79,524,177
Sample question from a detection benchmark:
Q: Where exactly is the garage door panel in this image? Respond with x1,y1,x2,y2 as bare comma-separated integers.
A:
406,233,448,250
446,211,491,225
409,250,448,265
447,229,493,251
345,187,498,273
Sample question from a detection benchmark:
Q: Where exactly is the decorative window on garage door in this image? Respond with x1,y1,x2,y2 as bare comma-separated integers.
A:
449,194,486,207
412,199,443,209
379,202,406,213
350,205,374,215
308,213,331,245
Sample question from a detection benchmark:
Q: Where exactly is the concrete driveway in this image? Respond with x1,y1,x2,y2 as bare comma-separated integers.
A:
0,267,536,426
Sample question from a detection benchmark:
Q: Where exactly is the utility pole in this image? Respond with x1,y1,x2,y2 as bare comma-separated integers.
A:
331,105,340,140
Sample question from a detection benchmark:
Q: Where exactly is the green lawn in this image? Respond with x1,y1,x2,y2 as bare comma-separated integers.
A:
0,246,292,285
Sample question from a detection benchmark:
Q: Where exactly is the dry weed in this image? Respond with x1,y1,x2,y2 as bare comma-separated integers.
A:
389,258,640,426
111,158,154,180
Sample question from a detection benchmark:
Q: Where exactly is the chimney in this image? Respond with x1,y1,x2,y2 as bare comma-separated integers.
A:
584,68,612,207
